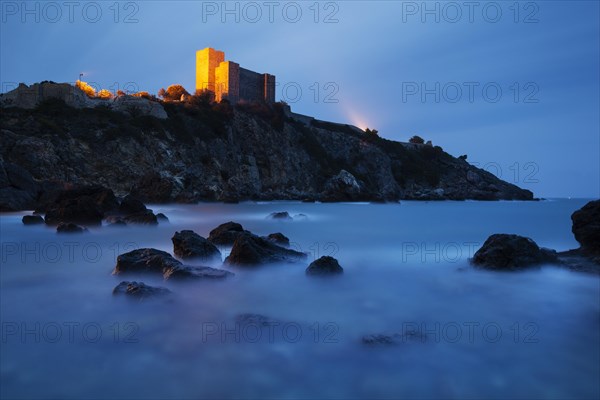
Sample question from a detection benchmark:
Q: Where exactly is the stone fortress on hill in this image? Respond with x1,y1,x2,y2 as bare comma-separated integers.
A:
196,47,275,104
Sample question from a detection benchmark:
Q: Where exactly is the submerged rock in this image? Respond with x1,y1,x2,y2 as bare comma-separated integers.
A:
306,256,344,275
113,248,233,280
362,330,427,345
112,281,171,299
471,234,558,270
56,222,88,234
208,221,247,246
172,230,222,261
362,334,397,345
234,313,281,326
267,211,292,220
22,215,44,225
156,213,169,222
225,233,307,266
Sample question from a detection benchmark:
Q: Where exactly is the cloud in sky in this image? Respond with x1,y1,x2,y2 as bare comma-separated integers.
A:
1,0,598,198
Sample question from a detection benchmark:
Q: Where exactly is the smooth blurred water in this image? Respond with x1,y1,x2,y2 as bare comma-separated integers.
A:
1,199,598,399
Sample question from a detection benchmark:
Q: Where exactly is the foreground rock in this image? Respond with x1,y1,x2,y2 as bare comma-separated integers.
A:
22,215,44,225
225,233,307,266
43,185,118,225
306,256,344,275
113,248,233,280
172,230,222,262
471,234,558,270
56,222,88,234
208,222,248,246
571,200,600,255
112,281,172,299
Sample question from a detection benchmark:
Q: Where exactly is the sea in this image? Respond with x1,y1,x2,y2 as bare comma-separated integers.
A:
1,199,598,399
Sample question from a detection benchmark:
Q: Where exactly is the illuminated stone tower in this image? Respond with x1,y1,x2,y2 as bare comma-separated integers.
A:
195,47,275,104
196,48,224,92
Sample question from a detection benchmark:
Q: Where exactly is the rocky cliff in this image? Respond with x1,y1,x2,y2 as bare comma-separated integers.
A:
0,90,533,210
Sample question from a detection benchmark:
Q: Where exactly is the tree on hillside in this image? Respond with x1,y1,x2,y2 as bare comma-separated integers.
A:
158,84,190,101
409,135,425,144
97,89,113,100
365,128,379,137
188,89,214,106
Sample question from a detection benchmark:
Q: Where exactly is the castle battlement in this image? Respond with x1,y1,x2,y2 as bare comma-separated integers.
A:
196,47,275,104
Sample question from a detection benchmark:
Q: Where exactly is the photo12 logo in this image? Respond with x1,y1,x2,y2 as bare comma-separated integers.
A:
1,321,139,344
0,241,139,264
401,81,540,104
200,1,340,23
1,1,140,24
470,161,540,184
400,241,481,263
400,1,540,24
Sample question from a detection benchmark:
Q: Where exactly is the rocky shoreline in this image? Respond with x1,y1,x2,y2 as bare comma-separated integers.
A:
0,82,534,211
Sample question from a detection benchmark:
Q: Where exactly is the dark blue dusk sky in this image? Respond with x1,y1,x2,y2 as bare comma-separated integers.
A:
1,1,598,198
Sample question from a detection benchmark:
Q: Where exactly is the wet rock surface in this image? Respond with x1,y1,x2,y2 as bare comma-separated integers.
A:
306,256,344,275
264,232,290,246
225,233,306,266
172,230,222,261
113,248,233,280
471,234,558,270
208,221,248,246
571,200,600,255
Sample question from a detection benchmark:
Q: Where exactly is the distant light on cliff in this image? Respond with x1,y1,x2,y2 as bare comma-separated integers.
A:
345,108,369,131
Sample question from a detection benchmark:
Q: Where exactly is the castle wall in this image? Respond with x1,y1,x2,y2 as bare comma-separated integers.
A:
196,48,224,92
215,61,240,103
196,48,275,103
239,67,265,103
263,74,276,103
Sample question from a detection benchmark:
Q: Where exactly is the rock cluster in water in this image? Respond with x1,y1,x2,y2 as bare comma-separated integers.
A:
471,200,600,274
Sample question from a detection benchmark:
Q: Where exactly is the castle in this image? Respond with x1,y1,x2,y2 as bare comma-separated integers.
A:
196,48,275,104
